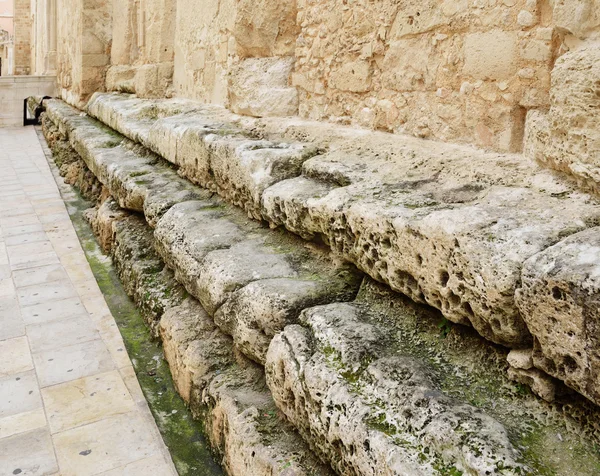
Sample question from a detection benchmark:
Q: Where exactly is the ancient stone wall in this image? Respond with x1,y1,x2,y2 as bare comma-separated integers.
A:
106,0,176,97
76,0,596,153
56,0,111,107
13,0,32,75
292,0,559,152
33,0,57,75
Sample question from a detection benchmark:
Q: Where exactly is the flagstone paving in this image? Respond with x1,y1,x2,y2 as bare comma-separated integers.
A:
0,127,177,476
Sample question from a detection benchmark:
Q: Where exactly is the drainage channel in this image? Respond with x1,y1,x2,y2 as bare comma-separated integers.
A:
37,128,224,476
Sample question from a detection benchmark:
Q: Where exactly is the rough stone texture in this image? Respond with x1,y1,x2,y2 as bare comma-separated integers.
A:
45,99,209,226
261,148,600,348
87,93,318,220
155,200,362,363
81,93,600,353
107,0,176,97
292,0,555,152
551,0,600,39
526,45,600,195
56,0,112,108
44,96,600,474
516,227,600,406
41,113,106,202
266,303,528,475
111,214,187,335
172,0,298,103
507,367,561,403
507,348,534,370
160,299,333,476
267,278,600,475
84,198,130,253
105,65,136,93
228,57,298,117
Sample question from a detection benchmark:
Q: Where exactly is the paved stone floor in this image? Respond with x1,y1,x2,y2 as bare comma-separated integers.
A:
0,127,177,476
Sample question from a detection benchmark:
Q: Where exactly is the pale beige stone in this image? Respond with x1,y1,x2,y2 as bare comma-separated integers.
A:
0,408,47,439
463,31,518,80
33,339,115,387
0,428,58,476
0,337,34,377
53,412,165,476
41,370,136,433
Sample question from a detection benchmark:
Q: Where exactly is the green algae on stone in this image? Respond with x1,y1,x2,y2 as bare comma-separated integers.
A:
43,147,223,476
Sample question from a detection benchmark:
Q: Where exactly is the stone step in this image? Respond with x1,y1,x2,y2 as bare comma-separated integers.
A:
516,226,600,406
79,196,332,475
41,99,600,475
266,279,600,475
84,93,600,351
44,98,363,366
50,94,600,405
160,298,334,476
154,200,361,364
87,93,319,220
85,200,187,336
45,99,209,227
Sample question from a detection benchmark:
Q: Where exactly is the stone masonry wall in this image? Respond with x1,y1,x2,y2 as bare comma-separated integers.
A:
13,0,32,75
56,0,111,108
24,0,600,153
171,0,299,115
292,0,558,152
85,0,600,153
106,0,176,98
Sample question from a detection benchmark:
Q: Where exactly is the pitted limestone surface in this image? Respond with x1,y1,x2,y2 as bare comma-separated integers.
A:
43,110,600,474
160,299,334,476
154,200,362,363
47,94,600,399
45,104,363,366
265,303,528,476
262,169,600,348
266,279,600,475
516,227,600,406
83,93,600,349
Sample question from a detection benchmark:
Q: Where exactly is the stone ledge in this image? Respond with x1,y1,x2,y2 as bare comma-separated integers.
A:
58,94,600,404
41,101,600,475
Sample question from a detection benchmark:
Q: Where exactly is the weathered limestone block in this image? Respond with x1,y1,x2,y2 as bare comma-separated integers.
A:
262,150,600,347
463,30,518,80
160,299,333,476
265,303,528,475
160,299,234,403
41,114,105,202
87,93,316,220
146,119,317,220
551,0,600,39
228,57,298,117
523,109,550,165
214,265,361,365
516,227,600,406
111,214,187,335
84,198,130,253
172,0,298,101
507,367,561,403
45,99,209,226
105,65,136,93
154,200,362,363
134,62,174,98
542,45,600,194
